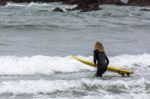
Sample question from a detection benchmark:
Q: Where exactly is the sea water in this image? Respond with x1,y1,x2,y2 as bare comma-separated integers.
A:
0,2,150,99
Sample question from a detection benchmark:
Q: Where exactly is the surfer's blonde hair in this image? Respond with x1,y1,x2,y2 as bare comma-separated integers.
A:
95,41,104,52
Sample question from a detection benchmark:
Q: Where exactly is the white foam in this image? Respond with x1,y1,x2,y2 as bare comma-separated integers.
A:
0,54,150,75
120,0,128,4
79,93,150,99
109,54,150,71
5,2,54,8
6,2,28,7
0,80,81,94
0,78,149,95
28,2,49,7
5,2,74,9
0,55,94,75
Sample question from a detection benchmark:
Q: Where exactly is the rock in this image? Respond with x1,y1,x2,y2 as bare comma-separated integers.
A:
100,0,126,5
53,7,64,12
72,0,101,12
128,0,150,6
0,0,7,6
97,0,150,6
63,0,80,4
140,8,150,11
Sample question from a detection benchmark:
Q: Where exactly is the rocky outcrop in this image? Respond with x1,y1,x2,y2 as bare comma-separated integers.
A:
64,0,150,12
53,7,64,12
0,0,7,6
72,0,101,12
64,0,150,6
63,0,80,4
128,0,150,6
100,0,126,5
101,0,150,6
63,0,127,5
140,8,150,11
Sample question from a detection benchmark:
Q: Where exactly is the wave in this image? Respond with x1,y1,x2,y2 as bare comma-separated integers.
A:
53,94,150,99
120,0,128,4
5,2,75,9
5,2,51,7
0,78,149,95
0,55,93,75
0,54,150,75
71,93,150,99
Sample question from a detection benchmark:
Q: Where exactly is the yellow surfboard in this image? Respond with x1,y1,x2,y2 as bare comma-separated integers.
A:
72,56,133,76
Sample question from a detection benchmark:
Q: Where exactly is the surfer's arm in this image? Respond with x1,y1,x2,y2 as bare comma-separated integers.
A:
93,50,97,66
105,53,109,65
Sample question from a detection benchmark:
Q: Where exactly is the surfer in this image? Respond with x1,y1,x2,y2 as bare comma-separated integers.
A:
93,41,109,77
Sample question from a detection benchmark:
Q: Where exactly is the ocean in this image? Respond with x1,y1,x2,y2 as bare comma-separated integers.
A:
0,2,150,99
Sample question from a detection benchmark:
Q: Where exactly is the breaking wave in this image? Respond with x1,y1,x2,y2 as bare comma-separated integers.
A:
0,54,150,75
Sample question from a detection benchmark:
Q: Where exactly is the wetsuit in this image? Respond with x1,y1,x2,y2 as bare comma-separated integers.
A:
93,49,109,77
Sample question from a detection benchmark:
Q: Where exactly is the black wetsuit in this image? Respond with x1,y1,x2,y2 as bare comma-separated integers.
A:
93,50,109,77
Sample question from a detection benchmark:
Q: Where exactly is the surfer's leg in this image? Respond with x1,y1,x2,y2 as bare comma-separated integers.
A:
97,66,107,77
101,66,107,75
96,66,102,77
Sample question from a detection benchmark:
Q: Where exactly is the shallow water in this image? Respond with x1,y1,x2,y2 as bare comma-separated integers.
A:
0,2,150,99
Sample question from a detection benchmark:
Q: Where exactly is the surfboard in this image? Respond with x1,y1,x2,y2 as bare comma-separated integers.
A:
72,56,133,77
